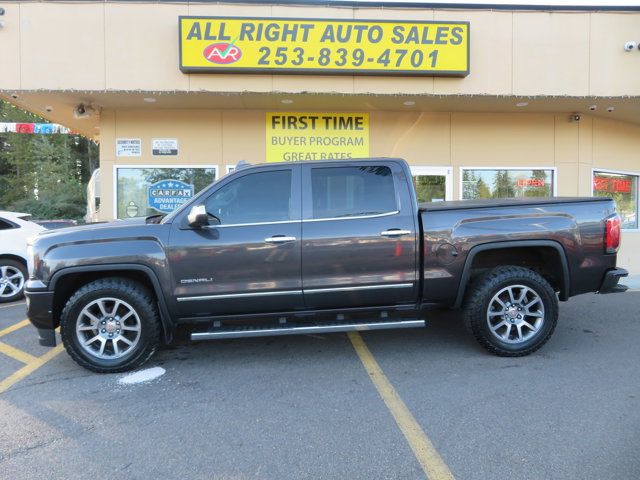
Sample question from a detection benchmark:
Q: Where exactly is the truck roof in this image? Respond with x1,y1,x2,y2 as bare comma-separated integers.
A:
235,158,407,170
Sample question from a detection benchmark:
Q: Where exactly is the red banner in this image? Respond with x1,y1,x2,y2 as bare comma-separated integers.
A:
593,176,632,193
516,178,545,188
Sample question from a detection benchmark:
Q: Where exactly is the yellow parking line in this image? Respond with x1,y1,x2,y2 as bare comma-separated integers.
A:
0,344,65,394
0,319,30,338
0,341,38,364
348,331,455,480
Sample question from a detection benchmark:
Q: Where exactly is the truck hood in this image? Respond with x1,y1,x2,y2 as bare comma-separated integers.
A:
36,217,146,237
31,217,170,250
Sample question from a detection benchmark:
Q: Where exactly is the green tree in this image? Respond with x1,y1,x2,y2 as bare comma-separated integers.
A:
476,178,491,198
492,170,515,198
0,100,97,220
462,170,478,199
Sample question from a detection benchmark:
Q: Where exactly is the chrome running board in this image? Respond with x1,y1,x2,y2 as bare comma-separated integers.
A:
191,319,426,341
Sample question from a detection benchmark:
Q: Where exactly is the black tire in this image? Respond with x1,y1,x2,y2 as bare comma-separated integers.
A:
0,259,27,303
463,266,558,357
60,278,161,373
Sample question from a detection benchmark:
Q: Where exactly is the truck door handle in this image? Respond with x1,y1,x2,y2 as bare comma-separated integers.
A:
264,235,297,244
380,229,412,237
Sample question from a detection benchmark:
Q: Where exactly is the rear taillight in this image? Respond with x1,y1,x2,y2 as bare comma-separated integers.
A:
605,215,621,254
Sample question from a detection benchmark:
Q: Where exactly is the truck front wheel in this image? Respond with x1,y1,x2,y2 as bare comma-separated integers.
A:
60,278,161,373
464,266,558,356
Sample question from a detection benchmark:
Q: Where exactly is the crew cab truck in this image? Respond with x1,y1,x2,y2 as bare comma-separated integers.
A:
25,159,628,373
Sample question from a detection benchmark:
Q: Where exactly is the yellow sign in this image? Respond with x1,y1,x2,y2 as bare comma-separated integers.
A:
266,113,369,162
179,17,469,76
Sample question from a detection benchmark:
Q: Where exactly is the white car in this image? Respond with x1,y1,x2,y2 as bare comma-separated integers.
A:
0,212,45,303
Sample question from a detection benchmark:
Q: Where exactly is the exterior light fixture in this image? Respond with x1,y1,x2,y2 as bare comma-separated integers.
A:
403,101,416,106
281,99,294,104
516,102,529,107
143,97,156,103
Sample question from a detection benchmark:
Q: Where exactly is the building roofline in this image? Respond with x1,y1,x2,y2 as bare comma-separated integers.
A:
35,0,640,12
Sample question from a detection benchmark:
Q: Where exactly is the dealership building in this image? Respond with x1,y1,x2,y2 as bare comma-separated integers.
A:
1,0,639,270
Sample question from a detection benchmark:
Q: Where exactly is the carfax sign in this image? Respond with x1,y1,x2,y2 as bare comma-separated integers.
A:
147,179,194,213
179,17,469,76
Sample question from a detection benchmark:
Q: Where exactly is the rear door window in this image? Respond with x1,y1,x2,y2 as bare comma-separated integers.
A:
310,166,397,219
0,219,16,230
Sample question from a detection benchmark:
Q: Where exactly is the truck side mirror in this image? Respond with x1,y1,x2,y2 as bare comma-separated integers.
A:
187,205,209,228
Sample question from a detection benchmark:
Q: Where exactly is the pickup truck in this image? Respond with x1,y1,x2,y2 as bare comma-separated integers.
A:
25,159,628,373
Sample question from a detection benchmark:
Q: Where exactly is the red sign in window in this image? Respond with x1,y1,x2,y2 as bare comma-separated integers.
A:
516,178,545,187
594,176,632,193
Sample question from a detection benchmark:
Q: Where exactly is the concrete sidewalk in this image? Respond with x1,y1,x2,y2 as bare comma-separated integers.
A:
623,273,640,291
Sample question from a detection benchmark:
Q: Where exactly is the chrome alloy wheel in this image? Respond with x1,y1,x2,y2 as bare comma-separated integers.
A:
486,284,545,344
0,265,25,299
76,297,142,360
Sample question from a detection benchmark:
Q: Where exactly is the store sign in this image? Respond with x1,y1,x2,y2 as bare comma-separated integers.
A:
593,176,632,193
179,17,469,76
152,138,179,156
516,178,545,187
266,113,369,162
116,138,142,157
147,179,194,213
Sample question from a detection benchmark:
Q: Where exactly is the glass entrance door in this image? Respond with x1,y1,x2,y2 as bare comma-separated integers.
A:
410,166,453,203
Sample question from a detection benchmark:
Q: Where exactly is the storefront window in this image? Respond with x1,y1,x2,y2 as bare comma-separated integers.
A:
462,169,554,200
413,175,446,203
116,167,217,219
593,170,638,229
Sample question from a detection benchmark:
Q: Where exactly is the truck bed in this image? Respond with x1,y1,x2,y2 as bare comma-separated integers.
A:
419,196,618,307
419,197,609,212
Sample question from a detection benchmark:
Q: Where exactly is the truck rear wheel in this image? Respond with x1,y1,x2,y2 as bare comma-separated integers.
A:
60,278,161,373
464,266,558,357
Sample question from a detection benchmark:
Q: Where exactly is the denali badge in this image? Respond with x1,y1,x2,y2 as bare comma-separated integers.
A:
180,278,214,284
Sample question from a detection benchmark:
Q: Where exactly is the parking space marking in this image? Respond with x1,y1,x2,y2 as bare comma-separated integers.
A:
0,302,25,310
0,319,30,338
0,341,38,364
0,343,65,394
348,332,455,480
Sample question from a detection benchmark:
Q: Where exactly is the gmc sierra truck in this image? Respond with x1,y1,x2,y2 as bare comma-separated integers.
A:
25,159,628,373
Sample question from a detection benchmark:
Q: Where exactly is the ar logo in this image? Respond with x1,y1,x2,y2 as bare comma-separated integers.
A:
202,42,242,64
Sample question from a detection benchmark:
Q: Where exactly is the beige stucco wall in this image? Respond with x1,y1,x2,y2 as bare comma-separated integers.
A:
98,108,640,271
1,2,639,96
2,2,639,272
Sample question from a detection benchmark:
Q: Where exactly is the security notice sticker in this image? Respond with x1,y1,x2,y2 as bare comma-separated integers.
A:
266,113,369,163
179,17,469,76
116,138,142,157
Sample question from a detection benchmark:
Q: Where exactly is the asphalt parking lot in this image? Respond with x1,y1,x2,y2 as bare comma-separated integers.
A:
1,292,639,480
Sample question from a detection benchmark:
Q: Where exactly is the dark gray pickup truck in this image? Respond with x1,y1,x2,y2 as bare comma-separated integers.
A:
25,159,628,372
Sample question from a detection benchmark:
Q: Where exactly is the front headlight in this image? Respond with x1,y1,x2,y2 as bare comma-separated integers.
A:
26,245,35,278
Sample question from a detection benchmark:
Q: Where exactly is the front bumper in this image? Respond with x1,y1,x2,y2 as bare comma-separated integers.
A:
25,288,57,347
598,268,629,294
